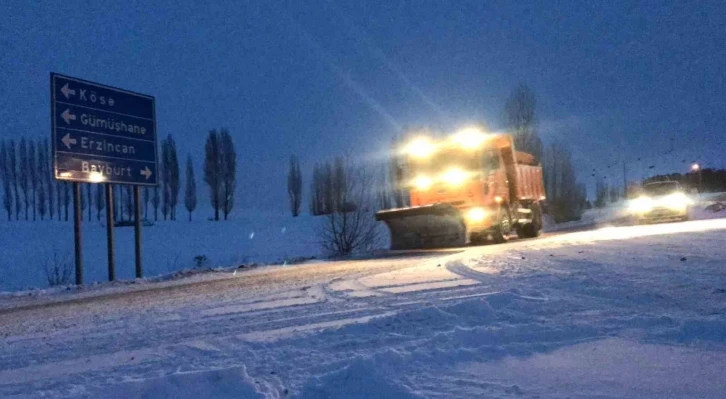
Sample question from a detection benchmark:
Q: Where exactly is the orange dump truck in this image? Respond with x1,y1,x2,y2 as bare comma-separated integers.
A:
376,128,545,250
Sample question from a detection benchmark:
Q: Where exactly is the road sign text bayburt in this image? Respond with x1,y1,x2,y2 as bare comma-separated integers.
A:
51,73,158,185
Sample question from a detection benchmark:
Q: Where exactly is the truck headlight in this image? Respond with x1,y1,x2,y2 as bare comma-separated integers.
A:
442,167,468,186
413,175,433,191
404,138,435,159
452,127,486,149
629,196,653,213
663,193,689,210
466,207,487,223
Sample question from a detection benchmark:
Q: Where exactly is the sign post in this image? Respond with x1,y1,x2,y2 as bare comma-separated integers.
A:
134,186,143,278
105,184,115,281
72,183,82,285
51,73,157,283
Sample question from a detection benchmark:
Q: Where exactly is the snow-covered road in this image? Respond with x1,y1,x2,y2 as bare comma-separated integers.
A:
2,219,726,398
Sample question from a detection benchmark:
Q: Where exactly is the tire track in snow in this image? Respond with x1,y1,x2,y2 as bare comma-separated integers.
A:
445,260,495,284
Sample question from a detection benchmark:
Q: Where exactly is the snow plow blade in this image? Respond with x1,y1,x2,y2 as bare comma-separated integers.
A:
375,204,467,250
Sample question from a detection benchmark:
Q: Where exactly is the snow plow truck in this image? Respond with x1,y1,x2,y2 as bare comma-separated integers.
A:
376,128,546,250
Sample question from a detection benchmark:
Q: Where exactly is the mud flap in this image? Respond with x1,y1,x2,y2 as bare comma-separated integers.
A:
375,204,467,250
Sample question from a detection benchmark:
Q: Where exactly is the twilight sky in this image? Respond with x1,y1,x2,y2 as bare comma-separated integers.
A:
1,0,725,211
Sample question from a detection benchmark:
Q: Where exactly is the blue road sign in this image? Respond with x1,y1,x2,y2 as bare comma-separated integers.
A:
51,73,158,185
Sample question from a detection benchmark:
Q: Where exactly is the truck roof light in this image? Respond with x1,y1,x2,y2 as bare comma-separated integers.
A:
453,127,486,149
404,137,435,158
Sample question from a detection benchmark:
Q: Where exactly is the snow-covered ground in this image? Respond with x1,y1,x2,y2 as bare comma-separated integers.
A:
0,211,326,292
1,218,726,398
4,192,725,293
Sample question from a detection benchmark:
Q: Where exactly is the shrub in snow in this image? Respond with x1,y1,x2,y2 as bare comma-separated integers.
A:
41,251,72,287
193,255,209,269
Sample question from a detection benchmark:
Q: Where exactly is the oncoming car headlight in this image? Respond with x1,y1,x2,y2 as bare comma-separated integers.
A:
466,207,487,223
663,192,690,210
629,196,654,213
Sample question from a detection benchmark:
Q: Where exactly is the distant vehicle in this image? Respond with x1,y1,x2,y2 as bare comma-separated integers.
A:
376,128,545,250
629,181,691,223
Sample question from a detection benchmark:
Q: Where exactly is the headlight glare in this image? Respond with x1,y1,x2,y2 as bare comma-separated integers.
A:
664,193,689,210
413,175,433,190
466,207,486,223
442,167,468,186
405,138,435,159
629,196,654,213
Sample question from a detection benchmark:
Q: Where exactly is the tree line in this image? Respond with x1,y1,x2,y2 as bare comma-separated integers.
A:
0,129,236,223
644,168,726,194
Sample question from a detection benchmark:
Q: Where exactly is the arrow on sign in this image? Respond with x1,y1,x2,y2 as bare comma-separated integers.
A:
140,166,153,180
61,133,77,149
61,109,76,124
60,83,76,99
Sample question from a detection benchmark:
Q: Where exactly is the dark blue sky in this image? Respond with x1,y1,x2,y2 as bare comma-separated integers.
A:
2,1,725,210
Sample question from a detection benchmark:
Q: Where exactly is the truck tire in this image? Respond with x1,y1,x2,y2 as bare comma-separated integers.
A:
492,207,512,244
517,203,542,238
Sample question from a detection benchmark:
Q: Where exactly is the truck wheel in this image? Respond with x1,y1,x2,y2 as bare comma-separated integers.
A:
492,208,512,243
517,203,542,238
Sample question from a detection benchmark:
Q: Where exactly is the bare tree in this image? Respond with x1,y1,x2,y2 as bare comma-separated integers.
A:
389,134,407,208
504,84,542,162
609,185,620,203
317,156,380,256
35,140,46,220
161,135,180,220
0,140,12,221
114,185,122,222
594,180,608,208
45,138,54,220
8,140,19,220
203,129,222,221
41,251,72,287
184,154,197,221
310,163,324,216
543,141,585,223
79,184,87,220
28,140,37,221
377,163,392,211
143,187,149,219
86,183,93,221
287,155,303,217
37,178,47,220
95,184,105,221
18,138,29,220
63,182,70,221
126,185,134,221
56,178,62,221
152,186,160,221
220,130,236,220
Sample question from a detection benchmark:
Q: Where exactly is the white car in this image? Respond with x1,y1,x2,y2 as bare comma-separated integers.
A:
629,181,691,223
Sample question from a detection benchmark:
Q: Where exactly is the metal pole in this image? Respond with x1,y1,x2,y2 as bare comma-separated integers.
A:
699,169,703,193
105,184,115,281
72,182,83,285
134,185,143,279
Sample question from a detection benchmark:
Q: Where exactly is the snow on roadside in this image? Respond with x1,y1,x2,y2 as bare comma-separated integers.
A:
97,367,265,399
0,211,321,292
